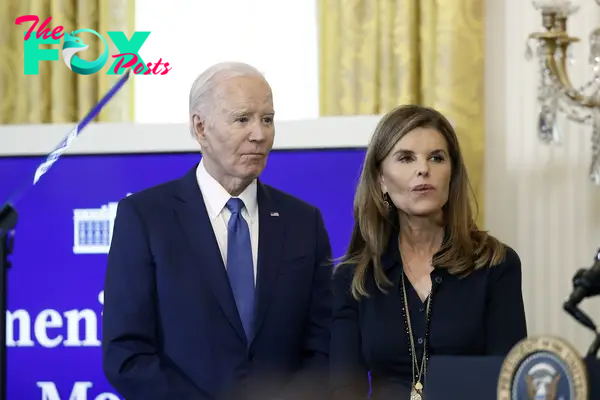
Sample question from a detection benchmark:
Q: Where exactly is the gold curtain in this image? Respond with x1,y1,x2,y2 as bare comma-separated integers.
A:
319,0,486,227
0,0,135,124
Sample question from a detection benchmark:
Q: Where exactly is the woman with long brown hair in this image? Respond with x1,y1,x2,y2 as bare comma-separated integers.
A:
329,105,527,400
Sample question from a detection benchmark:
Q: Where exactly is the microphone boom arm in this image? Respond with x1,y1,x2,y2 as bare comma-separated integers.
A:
563,248,600,359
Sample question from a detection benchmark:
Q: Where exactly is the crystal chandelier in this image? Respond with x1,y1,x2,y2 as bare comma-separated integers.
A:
526,0,600,184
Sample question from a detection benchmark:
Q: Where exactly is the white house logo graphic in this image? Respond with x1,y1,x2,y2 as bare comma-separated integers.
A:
72,194,132,254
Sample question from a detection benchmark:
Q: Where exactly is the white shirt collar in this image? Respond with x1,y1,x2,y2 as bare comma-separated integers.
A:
196,159,258,221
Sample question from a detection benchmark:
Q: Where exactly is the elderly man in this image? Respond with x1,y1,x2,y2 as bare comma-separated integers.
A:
101,62,333,400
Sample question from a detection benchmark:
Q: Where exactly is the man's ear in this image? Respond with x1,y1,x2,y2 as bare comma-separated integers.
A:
193,115,207,146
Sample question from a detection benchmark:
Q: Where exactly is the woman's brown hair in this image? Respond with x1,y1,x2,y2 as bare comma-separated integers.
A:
338,104,506,300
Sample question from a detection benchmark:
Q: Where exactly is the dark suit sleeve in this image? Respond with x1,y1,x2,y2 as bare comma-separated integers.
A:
278,208,333,400
102,198,203,399
329,264,369,400
484,246,528,354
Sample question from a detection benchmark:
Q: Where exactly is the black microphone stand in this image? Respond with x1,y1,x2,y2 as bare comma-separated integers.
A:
587,331,600,359
563,248,600,360
0,204,18,400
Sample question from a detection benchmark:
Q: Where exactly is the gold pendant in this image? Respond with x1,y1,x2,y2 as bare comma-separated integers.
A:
410,388,422,400
410,382,423,400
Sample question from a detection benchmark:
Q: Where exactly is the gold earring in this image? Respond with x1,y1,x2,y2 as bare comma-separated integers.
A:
383,193,390,207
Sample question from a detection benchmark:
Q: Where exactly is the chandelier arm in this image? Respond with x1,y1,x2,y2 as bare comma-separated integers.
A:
529,9,600,109
528,6,600,184
549,40,599,108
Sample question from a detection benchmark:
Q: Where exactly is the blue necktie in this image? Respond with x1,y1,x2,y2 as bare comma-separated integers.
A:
225,198,255,340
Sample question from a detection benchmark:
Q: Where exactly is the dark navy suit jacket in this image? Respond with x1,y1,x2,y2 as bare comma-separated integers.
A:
102,165,333,400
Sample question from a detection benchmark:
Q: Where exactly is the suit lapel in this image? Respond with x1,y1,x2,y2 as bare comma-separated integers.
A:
250,181,285,344
173,165,246,343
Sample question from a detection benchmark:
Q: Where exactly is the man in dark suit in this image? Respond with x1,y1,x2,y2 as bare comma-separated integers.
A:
102,61,333,400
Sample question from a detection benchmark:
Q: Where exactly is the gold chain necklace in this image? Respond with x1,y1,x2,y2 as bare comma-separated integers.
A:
401,272,432,400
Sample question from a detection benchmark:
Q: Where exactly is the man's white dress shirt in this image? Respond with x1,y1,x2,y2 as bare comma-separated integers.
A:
196,159,259,283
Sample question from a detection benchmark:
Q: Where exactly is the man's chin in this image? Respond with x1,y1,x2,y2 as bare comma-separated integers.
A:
238,165,265,181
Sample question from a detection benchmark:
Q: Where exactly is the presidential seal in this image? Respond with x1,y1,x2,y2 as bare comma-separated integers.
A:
497,336,588,400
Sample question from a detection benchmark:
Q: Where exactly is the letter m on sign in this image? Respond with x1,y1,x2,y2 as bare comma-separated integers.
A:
37,381,93,400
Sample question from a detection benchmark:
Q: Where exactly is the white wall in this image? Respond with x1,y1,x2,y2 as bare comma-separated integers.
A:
485,0,600,355
133,0,319,123
0,116,379,156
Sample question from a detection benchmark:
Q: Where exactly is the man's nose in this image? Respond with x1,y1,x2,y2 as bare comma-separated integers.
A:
249,119,269,141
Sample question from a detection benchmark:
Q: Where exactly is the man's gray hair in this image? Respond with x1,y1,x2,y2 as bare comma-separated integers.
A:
188,61,265,138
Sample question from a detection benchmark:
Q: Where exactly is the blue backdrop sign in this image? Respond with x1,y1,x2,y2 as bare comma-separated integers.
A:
0,149,364,399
